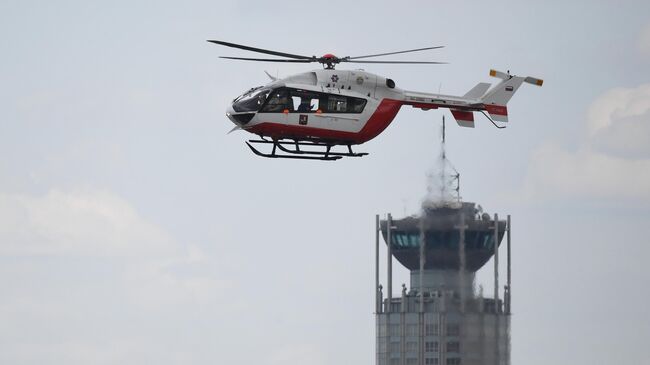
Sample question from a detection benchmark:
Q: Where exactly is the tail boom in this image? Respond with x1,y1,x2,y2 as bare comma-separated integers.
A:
402,69,542,127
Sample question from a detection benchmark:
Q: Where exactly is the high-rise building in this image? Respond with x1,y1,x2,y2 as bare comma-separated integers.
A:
375,201,511,365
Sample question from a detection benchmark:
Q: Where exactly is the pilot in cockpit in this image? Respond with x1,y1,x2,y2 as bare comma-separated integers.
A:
297,97,312,112
262,89,291,113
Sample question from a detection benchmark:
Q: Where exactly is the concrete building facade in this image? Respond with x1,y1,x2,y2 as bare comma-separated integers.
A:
375,202,511,365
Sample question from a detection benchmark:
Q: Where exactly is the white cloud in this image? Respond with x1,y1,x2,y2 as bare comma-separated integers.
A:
523,143,650,200
585,84,650,138
591,111,650,159
523,83,650,200
0,189,175,257
0,188,234,364
0,188,232,298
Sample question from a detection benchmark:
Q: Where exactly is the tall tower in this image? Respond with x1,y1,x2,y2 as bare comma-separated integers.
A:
374,203,512,365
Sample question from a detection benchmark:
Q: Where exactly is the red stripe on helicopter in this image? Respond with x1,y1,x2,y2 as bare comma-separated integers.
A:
484,104,508,116
450,109,474,122
402,102,440,110
246,99,403,144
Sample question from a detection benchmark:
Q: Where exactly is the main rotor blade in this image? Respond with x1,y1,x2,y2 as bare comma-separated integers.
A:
344,60,448,64
220,56,313,63
208,40,313,60
347,46,444,60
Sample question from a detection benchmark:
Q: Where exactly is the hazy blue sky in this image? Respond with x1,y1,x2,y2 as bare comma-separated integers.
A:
1,1,649,364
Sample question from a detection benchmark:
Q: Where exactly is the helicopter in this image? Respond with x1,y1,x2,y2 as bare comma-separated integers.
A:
209,40,543,161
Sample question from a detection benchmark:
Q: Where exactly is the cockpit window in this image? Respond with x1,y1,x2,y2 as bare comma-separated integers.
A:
261,88,292,112
232,87,270,112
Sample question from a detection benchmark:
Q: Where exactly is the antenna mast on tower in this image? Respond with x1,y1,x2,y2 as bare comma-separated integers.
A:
437,115,461,205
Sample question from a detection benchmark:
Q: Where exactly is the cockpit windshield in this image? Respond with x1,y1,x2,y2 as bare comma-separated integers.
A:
232,87,270,112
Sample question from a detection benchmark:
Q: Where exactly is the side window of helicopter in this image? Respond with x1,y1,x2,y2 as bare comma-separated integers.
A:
327,95,347,112
289,89,321,113
320,95,367,114
348,97,367,113
309,98,320,112
291,96,302,112
260,88,292,113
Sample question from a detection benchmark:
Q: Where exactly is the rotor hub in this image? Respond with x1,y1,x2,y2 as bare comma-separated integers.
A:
319,53,340,69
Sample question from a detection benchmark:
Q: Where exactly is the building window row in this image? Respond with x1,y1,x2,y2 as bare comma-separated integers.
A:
379,322,459,337
425,324,439,336
380,355,458,365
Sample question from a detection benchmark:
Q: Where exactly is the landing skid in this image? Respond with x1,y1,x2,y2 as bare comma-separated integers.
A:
246,139,368,161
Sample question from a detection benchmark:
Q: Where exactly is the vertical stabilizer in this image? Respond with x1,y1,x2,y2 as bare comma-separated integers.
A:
480,69,543,123
450,109,475,128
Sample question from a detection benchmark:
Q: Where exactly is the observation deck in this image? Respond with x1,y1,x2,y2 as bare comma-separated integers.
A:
380,202,506,272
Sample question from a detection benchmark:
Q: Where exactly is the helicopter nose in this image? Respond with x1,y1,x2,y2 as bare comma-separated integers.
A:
226,105,256,127
226,105,238,125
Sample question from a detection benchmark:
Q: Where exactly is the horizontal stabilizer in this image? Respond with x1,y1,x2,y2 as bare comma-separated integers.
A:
524,76,544,86
489,69,510,80
450,109,475,128
463,82,491,99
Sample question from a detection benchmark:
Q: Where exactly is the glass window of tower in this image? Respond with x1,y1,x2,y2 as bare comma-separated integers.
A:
446,341,460,353
406,324,417,336
425,324,439,336
389,324,400,336
406,341,417,352
447,323,460,336
426,358,439,365
425,341,439,353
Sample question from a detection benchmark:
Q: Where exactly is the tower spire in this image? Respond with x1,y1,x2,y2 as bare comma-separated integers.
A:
426,115,461,206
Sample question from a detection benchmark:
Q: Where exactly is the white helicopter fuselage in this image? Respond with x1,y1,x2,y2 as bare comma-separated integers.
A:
226,68,541,145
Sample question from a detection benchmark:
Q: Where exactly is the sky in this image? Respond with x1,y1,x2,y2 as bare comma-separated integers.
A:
1,1,649,364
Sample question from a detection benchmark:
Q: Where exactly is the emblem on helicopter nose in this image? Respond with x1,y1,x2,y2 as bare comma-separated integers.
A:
331,74,339,83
